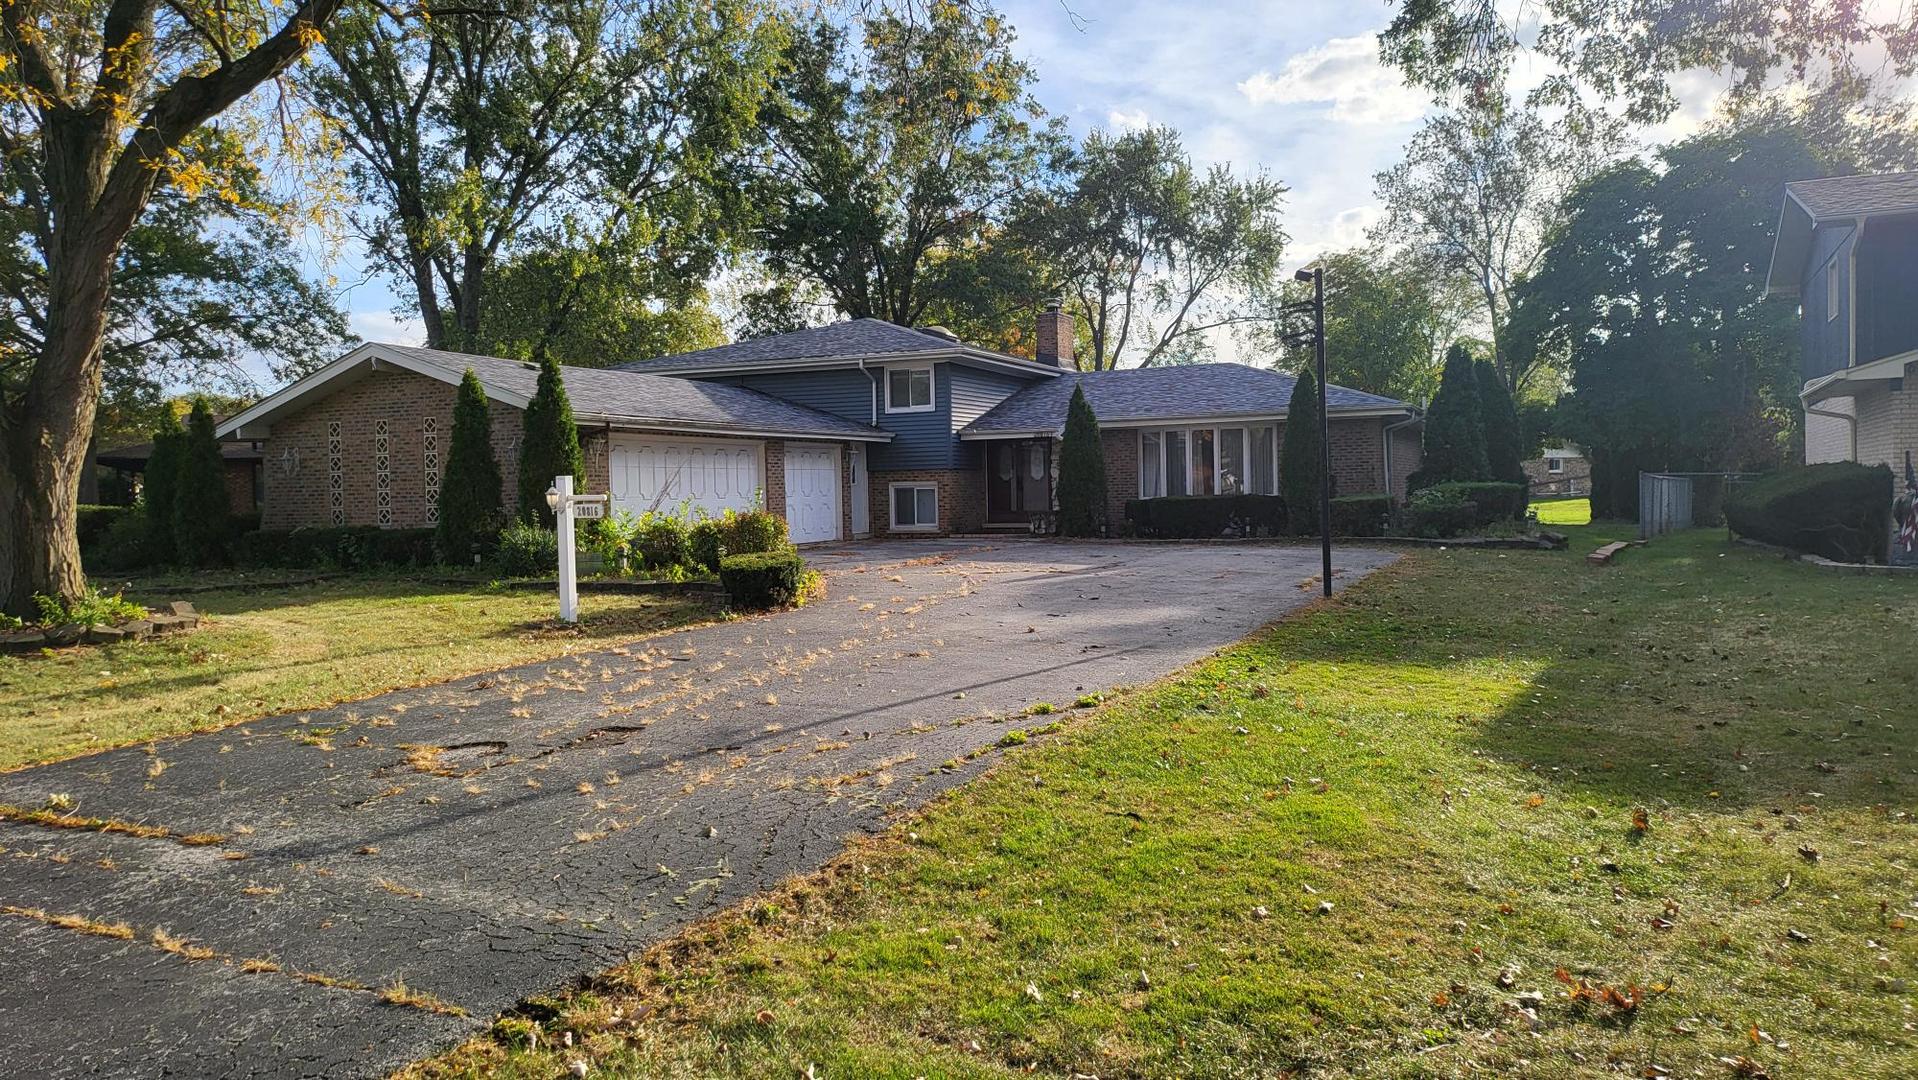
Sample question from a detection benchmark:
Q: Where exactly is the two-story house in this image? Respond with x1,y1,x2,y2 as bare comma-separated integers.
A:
219,305,1423,542
1767,171,1918,472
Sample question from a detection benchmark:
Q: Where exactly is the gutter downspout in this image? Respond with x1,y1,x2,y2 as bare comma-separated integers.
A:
1382,413,1421,499
859,358,878,426
1804,399,1858,462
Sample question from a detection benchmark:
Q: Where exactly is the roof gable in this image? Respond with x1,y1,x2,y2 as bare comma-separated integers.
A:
218,343,892,443
959,364,1413,436
1768,172,1918,296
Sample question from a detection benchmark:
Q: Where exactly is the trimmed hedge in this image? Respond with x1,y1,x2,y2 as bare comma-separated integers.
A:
76,504,136,550
1726,463,1893,563
1402,489,1478,538
723,509,789,555
234,526,439,570
1123,495,1286,539
720,550,804,609
1423,481,1527,525
1329,494,1393,537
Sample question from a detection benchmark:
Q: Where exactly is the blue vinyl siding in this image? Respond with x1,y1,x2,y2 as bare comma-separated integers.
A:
694,362,1045,471
1800,224,1855,382
1857,213,1918,366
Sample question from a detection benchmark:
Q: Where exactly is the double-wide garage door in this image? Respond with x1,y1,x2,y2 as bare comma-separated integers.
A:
606,435,841,544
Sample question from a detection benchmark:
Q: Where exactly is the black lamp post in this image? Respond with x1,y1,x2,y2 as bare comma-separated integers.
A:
1284,265,1333,598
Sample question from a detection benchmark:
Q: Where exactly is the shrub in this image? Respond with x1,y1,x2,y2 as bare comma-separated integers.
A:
76,505,135,551
720,550,805,609
90,510,154,570
635,513,693,570
173,398,231,567
142,408,185,562
1330,494,1393,536
516,354,583,526
437,368,504,564
1280,366,1324,534
723,509,789,555
1726,463,1893,563
1401,488,1479,538
1123,495,1285,539
1423,481,1527,526
33,586,146,629
1475,358,1527,489
494,522,560,577
1413,344,1489,491
689,518,725,573
1056,384,1107,537
233,527,438,570
581,511,640,574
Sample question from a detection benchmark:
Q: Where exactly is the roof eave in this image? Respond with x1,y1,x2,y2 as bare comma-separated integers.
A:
636,347,1061,381
959,403,1416,438
577,412,893,443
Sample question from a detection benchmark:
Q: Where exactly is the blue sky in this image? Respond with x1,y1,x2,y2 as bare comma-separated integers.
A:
326,2,1444,361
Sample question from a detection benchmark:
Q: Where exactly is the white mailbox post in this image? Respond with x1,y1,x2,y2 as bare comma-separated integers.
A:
545,475,609,624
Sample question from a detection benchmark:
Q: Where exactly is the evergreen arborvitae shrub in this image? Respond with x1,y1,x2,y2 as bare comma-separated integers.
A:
1412,344,1489,490
1474,358,1526,487
517,354,584,526
437,369,504,564
142,408,184,562
1055,383,1106,536
1280,365,1325,535
172,398,230,566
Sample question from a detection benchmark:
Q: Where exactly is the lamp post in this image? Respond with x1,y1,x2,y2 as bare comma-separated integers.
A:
1287,265,1333,599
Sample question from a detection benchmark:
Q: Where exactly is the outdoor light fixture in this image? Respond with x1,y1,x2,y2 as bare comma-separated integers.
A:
545,485,561,511
1294,267,1316,284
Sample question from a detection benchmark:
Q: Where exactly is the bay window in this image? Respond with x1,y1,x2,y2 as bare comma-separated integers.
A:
1137,424,1280,498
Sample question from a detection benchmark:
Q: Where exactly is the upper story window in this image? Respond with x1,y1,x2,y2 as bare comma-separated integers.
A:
885,365,934,413
1827,260,1840,321
1547,457,1564,474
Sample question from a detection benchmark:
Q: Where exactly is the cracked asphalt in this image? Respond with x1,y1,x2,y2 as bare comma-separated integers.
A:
0,539,1394,1078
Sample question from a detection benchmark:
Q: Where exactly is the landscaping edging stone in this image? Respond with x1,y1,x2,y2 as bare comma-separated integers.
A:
1342,532,1569,551
0,601,201,655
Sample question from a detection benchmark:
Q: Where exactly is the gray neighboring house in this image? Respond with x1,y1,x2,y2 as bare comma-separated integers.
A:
221,306,1423,541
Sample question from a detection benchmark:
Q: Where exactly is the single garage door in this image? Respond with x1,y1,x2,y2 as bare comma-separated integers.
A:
783,442,841,544
607,435,762,520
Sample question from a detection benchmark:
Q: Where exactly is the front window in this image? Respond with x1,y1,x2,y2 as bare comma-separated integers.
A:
890,483,938,530
886,366,934,412
1138,425,1280,498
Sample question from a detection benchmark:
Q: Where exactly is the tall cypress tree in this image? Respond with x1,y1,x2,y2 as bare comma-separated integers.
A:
1474,357,1527,491
172,398,230,566
517,355,585,525
438,369,504,561
142,408,185,563
1280,366,1325,535
1413,344,1489,489
1055,383,1106,536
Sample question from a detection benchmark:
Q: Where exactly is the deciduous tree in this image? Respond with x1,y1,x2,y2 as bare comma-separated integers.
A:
0,0,347,615
1266,247,1470,403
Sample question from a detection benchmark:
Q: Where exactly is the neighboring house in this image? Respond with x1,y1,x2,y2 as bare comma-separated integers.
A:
218,306,1422,542
1522,446,1589,497
96,438,264,516
1766,172,1918,474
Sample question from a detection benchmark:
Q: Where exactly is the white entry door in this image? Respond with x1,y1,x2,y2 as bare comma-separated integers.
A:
783,442,841,544
849,444,870,537
607,435,762,519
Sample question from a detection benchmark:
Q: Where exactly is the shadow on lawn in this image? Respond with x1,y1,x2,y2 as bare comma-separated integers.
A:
1281,525,1917,813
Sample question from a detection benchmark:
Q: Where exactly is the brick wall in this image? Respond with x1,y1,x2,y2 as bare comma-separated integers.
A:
1804,396,1856,464
869,468,983,536
1850,382,1918,471
262,368,522,530
1100,429,1137,526
1522,455,1591,496
223,461,258,515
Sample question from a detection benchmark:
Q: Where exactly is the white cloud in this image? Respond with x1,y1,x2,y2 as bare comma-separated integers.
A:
1288,204,1384,267
1237,35,1428,126
349,309,424,346
1106,107,1150,131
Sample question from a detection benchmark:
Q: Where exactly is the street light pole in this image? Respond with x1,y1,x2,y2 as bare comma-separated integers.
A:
1291,265,1333,598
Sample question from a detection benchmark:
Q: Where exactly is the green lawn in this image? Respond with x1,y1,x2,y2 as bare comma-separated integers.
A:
0,580,709,771
1534,496,1593,526
412,525,1918,1080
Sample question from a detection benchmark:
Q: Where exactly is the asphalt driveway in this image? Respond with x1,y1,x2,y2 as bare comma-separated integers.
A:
0,539,1395,1078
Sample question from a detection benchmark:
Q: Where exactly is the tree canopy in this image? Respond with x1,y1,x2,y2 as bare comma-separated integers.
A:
1266,247,1471,404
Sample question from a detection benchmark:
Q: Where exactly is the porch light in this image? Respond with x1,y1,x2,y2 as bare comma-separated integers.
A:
545,485,561,511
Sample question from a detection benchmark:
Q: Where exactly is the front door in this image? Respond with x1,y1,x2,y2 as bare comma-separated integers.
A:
782,442,841,544
986,439,1052,523
849,444,870,537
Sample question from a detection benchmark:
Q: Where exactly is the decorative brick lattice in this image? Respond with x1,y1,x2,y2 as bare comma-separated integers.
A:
375,418,393,525
422,416,441,524
326,420,345,525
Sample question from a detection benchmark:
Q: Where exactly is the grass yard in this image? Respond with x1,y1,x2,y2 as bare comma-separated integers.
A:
412,524,1918,1080
0,580,709,771
1534,496,1594,527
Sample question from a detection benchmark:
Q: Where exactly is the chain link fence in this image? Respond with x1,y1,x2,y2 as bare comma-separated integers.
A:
1638,472,1763,540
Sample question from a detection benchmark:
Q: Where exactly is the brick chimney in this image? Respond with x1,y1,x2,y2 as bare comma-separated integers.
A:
1035,301,1074,369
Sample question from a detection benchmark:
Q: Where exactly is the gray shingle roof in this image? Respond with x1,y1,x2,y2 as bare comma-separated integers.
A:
960,364,1412,434
1786,172,1918,220
616,318,977,372
384,344,889,440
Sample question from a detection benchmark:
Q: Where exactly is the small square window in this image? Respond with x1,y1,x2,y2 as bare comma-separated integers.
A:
890,484,938,531
1547,457,1564,474
886,366,934,412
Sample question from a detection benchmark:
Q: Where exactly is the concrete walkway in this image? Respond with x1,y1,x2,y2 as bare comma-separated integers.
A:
0,539,1394,1078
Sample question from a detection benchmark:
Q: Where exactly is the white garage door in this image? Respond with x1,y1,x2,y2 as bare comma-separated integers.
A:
783,442,841,544
607,435,762,520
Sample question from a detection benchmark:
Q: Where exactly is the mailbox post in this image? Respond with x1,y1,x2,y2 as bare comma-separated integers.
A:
545,475,608,623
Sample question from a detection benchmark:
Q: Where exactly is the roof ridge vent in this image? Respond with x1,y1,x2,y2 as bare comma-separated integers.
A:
916,325,960,342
